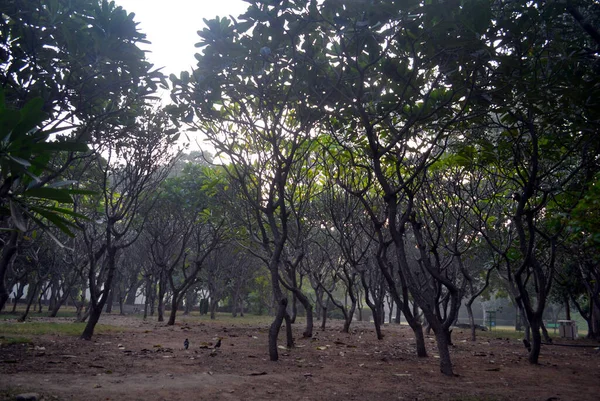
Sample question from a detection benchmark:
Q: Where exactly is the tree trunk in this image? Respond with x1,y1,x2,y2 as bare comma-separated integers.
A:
105,289,114,313
11,282,25,313
126,287,137,305
564,295,571,320
408,317,427,358
157,278,166,322
18,281,39,322
528,319,542,364
371,306,383,340
290,292,297,324
80,246,118,339
591,301,600,339
290,288,313,337
49,292,68,317
342,302,356,333
321,306,327,330
284,311,294,348
269,298,288,361
210,298,218,319
143,278,152,320
118,294,125,316
36,290,44,313
466,301,477,341
395,307,401,324
435,329,454,376
541,321,552,343
0,231,18,312
80,305,102,340
168,290,180,325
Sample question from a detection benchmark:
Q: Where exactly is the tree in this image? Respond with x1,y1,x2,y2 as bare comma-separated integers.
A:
461,0,600,363
78,108,179,340
170,1,329,360
0,0,164,310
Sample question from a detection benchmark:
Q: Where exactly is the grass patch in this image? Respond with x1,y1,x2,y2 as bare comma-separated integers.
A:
478,327,525,340
176,312,282,326
0,335,33,345
0,322,125,337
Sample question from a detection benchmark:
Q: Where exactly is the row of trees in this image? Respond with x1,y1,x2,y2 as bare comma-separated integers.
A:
168,0,600,375
1,0,599,377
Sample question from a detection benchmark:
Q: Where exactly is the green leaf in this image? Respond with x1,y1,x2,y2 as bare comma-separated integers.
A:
29,205,77,237
22,187,74,203
9,200,28,231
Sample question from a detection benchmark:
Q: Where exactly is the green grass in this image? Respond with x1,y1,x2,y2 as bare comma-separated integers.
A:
0,322,125,337
0,335,33,345
0,305,80,320
477,326,525,340
176,312,284,326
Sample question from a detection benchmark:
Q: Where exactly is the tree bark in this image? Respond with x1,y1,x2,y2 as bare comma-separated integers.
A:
168,290,180,325
157,275,166,322
18,281,39,322
0,231,18,311
466,301,477,341
269,298,288,361
289,287,313,337
210,298,218,320
528,319,542,364
81,304,102,340
105,289,114,313
435,329,454,376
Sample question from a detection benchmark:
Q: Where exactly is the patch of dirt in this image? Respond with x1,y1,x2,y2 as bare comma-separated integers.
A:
1,315,599,400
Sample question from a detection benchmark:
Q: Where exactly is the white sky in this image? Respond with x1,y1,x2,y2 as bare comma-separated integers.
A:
114,1,249,153
115,0,249,76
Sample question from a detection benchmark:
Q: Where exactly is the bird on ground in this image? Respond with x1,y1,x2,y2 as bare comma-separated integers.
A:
184,338,189,350
214,338,222,349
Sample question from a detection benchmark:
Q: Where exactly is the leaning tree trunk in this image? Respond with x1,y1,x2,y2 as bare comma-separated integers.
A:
18,281,39,322
342,302,356,333
290,288,313,337
269,298,288,361
290,292,297,324
11,283,25,313
541,321,552,343
466,301,477,341
80,246,118,340
81,304,103,340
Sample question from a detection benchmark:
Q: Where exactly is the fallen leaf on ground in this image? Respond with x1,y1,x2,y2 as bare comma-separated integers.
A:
248,371,267,376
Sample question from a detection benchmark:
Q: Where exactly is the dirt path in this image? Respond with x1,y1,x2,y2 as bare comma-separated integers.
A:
1,315,599,400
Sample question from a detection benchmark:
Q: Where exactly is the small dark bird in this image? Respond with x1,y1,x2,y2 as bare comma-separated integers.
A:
523,339,531,352
214,338,221,349
184,338,189,350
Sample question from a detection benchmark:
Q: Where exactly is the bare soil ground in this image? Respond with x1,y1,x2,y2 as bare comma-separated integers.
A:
1,314,599,401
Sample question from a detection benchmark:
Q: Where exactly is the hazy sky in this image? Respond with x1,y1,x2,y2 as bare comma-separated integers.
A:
116,0,249,76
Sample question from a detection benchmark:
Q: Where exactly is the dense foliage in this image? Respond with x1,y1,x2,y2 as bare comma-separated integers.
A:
1,0,598,376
